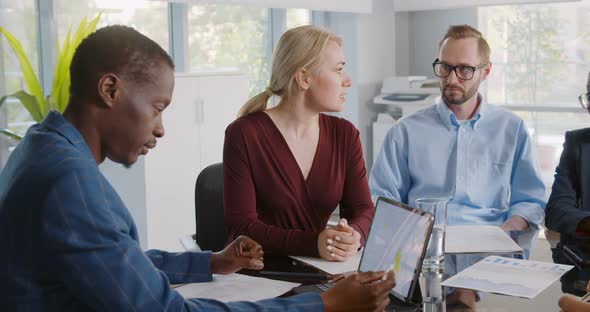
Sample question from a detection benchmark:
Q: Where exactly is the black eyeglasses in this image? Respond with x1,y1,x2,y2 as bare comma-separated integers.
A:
579,93,590,111
432,58,487,80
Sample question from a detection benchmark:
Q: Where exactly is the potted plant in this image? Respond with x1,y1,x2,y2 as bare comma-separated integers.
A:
0,12,101,141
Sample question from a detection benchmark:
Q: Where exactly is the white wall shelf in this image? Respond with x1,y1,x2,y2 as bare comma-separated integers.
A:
393,0,580,12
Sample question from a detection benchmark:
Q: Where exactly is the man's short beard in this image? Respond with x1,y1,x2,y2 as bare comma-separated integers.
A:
443,93,466,105
441,81,480,106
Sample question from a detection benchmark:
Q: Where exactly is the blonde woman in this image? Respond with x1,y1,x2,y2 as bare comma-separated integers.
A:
223,25,373,261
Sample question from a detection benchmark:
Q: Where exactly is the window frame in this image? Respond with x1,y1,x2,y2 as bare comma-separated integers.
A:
0,2,316,169
478,4,588,114
477,3,590,191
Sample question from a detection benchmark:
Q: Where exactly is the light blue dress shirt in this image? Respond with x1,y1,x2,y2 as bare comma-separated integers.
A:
369,96,546,277
370,95,546,228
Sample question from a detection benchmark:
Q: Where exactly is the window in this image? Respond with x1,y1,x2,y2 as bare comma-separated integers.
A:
0,3,314,169
514,111,587,193
480,2,590,189
187,6,311,97
1,0,169,169
0,0,38,168
188,5,270,96
54,0,169,52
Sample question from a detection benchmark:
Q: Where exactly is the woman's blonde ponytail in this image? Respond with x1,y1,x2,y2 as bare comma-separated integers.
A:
237,91,271,118
236,25,342,118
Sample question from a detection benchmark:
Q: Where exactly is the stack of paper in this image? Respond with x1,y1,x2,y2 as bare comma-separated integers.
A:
290,251,362,275
176,273,300,302
445,225,523,254
441,255,573,298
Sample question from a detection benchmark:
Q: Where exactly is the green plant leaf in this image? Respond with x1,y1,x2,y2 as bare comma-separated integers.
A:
45,94,55,113
0,27,44,116
58,24,82,112
1,12,102,124
9,91,43,122
0,128,22,141
51,25,72,113
86,11,103,36
51,12,102,112
60,18,88,111
0,95,7,108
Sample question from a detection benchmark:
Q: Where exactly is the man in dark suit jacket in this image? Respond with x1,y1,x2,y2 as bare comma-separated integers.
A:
545,74,590,241
545,128,590,239
548,73,590,312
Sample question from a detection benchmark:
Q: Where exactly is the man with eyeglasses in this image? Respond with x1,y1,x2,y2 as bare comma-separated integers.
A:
370,24,545,308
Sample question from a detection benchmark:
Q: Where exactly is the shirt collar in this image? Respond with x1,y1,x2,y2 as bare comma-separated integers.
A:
40,110,95,161
436,93,487,130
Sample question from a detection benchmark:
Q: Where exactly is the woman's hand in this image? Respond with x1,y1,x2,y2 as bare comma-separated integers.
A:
318,218,361,261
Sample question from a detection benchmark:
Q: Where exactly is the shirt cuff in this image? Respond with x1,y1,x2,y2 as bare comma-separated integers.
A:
202,250,213,280
507,205,543,229
170,250,213,284
295,293,325,312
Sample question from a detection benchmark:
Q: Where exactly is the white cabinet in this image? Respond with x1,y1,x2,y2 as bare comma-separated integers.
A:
100,71,248,251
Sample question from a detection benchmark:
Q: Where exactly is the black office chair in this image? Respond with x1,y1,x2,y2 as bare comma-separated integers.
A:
194,162,227,252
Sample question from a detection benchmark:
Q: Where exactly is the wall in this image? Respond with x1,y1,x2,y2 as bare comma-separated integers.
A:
325,12,360,127
402,8,479,77
395,12,411,76
355,0,397,170
326,0,397,170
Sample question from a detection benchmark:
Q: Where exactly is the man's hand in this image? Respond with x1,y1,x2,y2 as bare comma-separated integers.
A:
559,294,590,312
318,218,361,261
320,270,395,312
210,235,264,275
500,216,529,232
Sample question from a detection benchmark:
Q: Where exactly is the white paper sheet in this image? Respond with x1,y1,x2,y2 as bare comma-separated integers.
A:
176,273,300,302
290,251,361,275
445,225,523,254
441,255,573,298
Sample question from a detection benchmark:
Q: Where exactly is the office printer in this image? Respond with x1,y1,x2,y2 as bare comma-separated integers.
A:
373,76,440,108
371,76,441,162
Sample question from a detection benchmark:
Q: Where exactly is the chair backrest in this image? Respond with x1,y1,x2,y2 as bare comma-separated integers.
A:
194,162,226,251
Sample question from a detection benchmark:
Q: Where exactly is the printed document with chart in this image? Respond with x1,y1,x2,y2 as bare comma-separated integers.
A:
441,256,573,298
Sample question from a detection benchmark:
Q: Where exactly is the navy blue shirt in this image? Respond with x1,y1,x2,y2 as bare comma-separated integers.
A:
546,128,590,241
0,111,322,311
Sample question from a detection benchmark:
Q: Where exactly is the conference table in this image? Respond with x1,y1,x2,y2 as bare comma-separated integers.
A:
242,229,589,312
